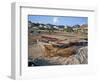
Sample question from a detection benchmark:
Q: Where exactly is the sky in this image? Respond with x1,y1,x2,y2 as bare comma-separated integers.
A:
28,15,88,26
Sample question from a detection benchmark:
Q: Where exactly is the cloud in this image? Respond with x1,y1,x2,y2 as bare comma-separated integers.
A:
53,17,58,24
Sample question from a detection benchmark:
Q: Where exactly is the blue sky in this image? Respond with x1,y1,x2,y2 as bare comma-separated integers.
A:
28,15,88,26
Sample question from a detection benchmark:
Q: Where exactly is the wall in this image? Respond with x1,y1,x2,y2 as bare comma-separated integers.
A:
0,0,100,81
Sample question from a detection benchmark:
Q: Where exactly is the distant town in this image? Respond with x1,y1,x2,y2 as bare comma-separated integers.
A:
28,21,88,34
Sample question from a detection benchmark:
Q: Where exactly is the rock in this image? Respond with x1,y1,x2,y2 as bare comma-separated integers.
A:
62,46,88,64
28,46,88,66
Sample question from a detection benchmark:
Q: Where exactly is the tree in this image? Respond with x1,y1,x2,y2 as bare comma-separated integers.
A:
66,26,74,32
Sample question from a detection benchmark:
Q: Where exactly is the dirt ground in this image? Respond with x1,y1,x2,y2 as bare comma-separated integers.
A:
28,30,88,66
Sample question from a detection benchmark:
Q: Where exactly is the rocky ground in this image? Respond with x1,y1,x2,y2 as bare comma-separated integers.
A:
28,46,88,66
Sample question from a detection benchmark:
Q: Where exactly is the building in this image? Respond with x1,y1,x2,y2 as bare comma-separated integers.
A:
73,24,88,33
